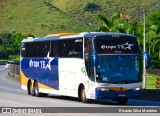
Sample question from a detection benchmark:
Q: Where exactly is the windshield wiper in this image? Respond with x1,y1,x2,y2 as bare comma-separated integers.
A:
109,76,125,81
107,79,139,84
115,80,138,84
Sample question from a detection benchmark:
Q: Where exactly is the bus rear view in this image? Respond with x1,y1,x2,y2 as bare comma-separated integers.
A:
84,32,149,104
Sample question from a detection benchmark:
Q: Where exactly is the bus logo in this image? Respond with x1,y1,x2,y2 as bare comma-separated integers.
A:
29,52,54,71
101,42,134,50
118,42,134,50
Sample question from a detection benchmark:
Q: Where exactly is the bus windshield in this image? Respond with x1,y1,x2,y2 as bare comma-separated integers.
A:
95,55,142,84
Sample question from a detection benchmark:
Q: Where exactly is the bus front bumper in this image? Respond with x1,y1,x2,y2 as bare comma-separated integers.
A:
95,88,142,100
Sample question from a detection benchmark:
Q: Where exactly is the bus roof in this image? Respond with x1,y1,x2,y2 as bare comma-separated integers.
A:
21,36,59,43
84,32,135,38
45,33,78,38
21,32,135,43
21,32,88,43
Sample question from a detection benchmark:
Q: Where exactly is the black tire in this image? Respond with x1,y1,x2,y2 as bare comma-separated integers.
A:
29,81,36,96
118,98,128,105
34,81,40,97
27,81,32,95
31,82,35,96
80,86,88,103
34,81,48,97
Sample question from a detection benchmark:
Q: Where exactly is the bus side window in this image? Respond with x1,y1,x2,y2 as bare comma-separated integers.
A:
21,43,26,57
72,38,83,58
37,42,45,57
50,41,55,57
62,40,72,57
51,40,61,57
72,45,83,58
56,40,63,57
45,41,50,56
30,42,38,57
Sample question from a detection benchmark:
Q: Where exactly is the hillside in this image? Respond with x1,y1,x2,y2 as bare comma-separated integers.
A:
0,0,160,37
53,0,160,28
0,0,90,37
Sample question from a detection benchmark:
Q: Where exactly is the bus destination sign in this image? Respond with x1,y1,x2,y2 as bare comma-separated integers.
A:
95,37,140,54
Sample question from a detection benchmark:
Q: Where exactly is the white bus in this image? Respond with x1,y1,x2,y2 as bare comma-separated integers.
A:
20,32,149,104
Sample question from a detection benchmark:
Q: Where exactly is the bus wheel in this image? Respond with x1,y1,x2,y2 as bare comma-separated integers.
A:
27,80,32,95
80,86,88,103
118,98,128,105
29,81,35,96
34,81,40,97
34,81,48,97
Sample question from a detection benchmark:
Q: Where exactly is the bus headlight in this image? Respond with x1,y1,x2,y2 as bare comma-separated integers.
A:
133,87,142,91
97,87,109,91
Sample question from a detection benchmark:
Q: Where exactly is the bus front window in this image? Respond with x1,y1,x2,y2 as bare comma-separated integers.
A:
95,55,142,84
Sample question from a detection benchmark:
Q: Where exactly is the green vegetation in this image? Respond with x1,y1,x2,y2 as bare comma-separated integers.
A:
0,31,34,59
53,0,159,29
146,73,157,89
0,60,8,65
1,0,159,36
0,0,89,37
97,13,128,32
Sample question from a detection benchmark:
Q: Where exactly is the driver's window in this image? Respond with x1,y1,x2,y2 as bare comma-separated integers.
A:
84,38,93,77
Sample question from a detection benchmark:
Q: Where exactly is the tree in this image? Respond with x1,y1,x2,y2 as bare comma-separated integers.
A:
146,10,160,62
0,31,34,59
97,13,127,33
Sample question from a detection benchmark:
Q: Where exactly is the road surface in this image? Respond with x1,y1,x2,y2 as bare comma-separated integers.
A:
0,65,159,115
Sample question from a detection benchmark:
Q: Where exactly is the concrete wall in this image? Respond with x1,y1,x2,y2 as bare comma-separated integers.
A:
8,64,20,83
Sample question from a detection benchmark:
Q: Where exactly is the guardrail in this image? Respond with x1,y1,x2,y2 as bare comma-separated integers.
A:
8,64,20,82
9,64,20,76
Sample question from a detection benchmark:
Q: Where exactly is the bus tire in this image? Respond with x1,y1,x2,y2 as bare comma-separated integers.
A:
29,81,35,96
34,81,48,97
34,81,40,97
80,86,88,103
27,80,32,95
118,98,128,105
31,82,36,96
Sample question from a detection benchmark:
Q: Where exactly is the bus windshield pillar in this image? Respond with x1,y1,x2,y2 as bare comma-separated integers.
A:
92,52,97,83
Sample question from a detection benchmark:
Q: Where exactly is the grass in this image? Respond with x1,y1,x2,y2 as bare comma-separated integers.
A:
53,0,159,28
0,60,8,65
146,73,157,89
0,0,89,37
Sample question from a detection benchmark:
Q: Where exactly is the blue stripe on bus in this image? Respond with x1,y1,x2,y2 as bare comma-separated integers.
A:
21,58,59,90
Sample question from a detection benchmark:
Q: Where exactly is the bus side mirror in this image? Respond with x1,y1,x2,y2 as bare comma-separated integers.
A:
141,52,150,69
92,52,97,67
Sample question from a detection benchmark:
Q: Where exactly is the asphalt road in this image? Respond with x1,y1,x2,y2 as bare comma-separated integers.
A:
0,65,160,115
